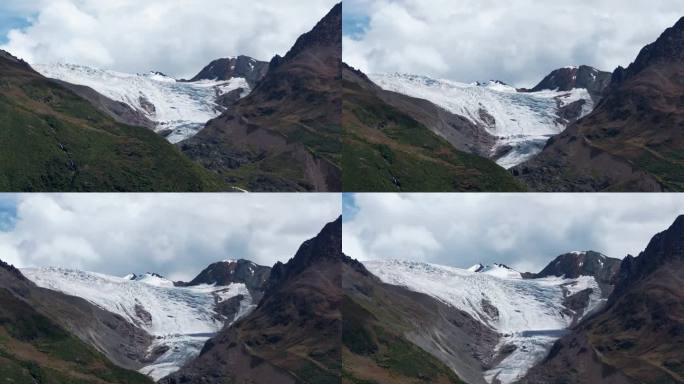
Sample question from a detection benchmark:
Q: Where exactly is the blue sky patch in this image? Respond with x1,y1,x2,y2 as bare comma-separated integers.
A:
0,196,18,232
342,12,369,40
0,13,30,44
342,193,358,221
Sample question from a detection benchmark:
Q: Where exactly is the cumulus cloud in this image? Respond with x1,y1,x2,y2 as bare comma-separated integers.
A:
0,0,338,78
343,0,683,87
0,194,340,281
342,193,684,273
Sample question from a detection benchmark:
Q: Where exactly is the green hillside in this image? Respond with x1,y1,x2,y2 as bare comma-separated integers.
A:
0,289,153,384
342,297,466,384
0,61,224,192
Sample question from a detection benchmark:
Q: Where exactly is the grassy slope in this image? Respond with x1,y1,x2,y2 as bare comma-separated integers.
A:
591,66,684,192
635,148,684,192
342,297,466,384
585,279,684,383
342,80,525,192
0,289,152,384
206,120,341,192
0,74,224,191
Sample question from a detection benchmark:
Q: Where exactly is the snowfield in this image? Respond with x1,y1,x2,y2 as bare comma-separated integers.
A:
369,73,594,168
363,260,604,384
22,268,255,381
34,63,250,143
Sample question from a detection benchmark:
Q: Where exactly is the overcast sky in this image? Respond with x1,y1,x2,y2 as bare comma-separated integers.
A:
343,193,684,273
0,194,340,281
343,0,683,87
0,0,338,78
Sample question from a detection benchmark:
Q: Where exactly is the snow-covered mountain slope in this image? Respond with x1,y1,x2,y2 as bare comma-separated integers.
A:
33,63,250,143
21,267,255,381
127,272,176,287
369,73,595,168
479,263,523,279
363,260,605,384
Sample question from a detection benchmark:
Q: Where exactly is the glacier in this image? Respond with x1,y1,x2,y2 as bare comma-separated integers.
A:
369,73,595,168
33,63,250,144
363,260,604,384
22,268,255,381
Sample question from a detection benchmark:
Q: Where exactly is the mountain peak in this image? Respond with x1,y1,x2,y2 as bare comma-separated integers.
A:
614,215,684,298
178,3,342,192
613,17,684,85
0,258,25,281
529,65,611,99
131,272,174,287
534,250,621,285
0,50,20,63
279,2,341,63
0,49,35,73
478,263,523,279
266,217,342,290
187,55,268,85
179,259,270,295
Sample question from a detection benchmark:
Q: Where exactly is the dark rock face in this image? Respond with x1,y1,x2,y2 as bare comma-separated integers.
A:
215,294,248,321
178,259,271,301
0,49,33,72
562,288,593,316
266,216,343,292
556,99,588,124
161,217,343,384
481,298,500,321
533,251,621,286
133,303,153,328
529,65,612,101
513,17,684,192
612,215,684,301
0,259,24,281
521,215,684,384
612,17,684,86
186,55,269,87
215,87,245,107
180,3,342,192
137,96,156,115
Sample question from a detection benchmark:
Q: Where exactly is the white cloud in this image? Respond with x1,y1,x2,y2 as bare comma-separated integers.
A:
0,194,340,281
343,193,684,272
343,0,683,87
1,0,338,78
